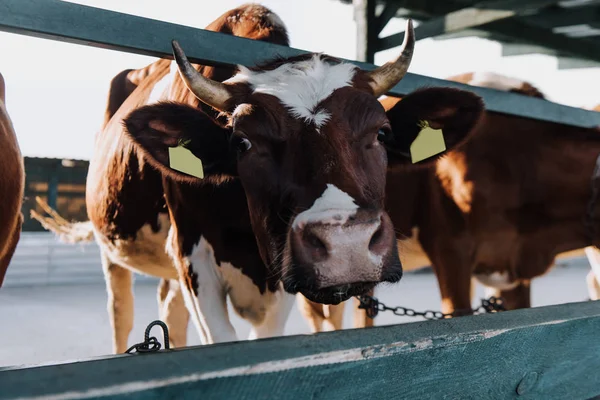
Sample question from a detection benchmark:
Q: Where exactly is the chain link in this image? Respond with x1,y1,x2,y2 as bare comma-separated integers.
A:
125,320,170,354
356,295,506,321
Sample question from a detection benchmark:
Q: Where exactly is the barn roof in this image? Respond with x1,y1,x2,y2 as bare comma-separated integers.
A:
339,0,600,69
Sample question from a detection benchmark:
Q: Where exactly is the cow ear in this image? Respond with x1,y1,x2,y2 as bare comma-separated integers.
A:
123,102,236,184
382,88,484,167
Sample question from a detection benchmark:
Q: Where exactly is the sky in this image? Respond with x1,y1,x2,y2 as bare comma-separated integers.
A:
1,0,600,160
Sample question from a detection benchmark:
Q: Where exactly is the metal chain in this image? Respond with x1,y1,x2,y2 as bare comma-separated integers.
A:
125,320,170,354
584,154,600,244
356,294,506,321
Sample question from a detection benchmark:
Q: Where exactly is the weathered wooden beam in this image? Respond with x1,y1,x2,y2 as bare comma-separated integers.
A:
558,56,600,68
521,5,600,29
485,18,600,62
0,0,599,128
501,42,558,56
375,2,402,32
353,0,378,63
2,301,600,399
403,0,561,41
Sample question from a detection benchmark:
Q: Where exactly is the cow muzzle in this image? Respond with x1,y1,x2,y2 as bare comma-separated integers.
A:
285,209,402,304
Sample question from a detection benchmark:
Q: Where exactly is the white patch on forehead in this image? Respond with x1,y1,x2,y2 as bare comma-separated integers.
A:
292,184,358,230
468,71,525,92
226,55,356,128
232,103,253,118
148,60,177,104
474,271,519,291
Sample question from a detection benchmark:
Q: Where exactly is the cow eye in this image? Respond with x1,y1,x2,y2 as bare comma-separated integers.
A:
377,126,392,143
232,135,252,154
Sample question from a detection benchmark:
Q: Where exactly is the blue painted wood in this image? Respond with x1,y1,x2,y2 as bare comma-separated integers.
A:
1,301,600,399
0,0,600,128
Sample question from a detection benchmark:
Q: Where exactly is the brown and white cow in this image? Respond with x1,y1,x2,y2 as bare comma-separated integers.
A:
36,5,485,350
0,72,25,288
83,5,294,352
123,27,485,332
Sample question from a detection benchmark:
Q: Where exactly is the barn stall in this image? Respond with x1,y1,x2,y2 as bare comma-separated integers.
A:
1,0,600,398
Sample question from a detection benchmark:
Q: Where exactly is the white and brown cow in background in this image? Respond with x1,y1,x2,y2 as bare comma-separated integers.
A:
35,5,486,351
0,72,25,288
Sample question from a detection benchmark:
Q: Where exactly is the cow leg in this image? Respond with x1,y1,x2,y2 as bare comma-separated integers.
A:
353,288,375,329
296,294,324,332
586,270,600,300
101,253,134,354
322,304,345,331
425,256,473,316
248,292,295,339
496,281,531,310
157,278,189,348
432,257,472,316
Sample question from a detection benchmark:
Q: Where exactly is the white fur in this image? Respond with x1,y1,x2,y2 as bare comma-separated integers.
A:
226,55,356,128
292,184,358,230
174,236,238,344
148,61,177,104
468,71,524,92
94,213,176,279
172,235,294,344
474,271,519,291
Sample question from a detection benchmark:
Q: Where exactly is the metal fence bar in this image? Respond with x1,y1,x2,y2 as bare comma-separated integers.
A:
1,0,599,128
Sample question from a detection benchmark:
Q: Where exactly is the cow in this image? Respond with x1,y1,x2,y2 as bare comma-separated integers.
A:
0,72,25,288
87,5,290,352
298,71,600,330
34,4,486,350
375,71,600,313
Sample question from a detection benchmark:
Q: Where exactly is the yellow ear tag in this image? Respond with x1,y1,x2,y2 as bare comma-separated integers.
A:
410,120,446,163
168,139,204,179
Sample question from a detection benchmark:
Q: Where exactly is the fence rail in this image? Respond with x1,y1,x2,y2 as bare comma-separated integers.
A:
3,233,157,287
1,300,599,399
0,0,599,128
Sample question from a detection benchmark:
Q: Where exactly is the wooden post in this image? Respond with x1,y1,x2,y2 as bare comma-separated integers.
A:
353,0,377,63
47,162,59,209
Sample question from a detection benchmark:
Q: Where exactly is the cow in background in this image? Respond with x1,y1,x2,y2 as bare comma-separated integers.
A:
0,72,25,288
380,71,600,313
36,4,292,352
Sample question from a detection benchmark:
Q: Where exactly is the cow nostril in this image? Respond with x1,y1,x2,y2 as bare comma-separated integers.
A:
304,230,327,252
368,222,385,253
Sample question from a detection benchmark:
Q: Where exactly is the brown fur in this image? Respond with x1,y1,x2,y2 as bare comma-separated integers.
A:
380,73,600,313
0,72,25,287
82,5,294,352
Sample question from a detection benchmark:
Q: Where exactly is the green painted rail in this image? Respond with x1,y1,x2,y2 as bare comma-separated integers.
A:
0,0,599,128
1,301,600,399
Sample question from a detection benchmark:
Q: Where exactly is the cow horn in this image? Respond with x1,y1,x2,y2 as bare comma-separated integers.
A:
366,19,415,97
171,40,233,111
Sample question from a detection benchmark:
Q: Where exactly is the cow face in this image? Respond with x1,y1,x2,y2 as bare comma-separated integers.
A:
124,21,483,304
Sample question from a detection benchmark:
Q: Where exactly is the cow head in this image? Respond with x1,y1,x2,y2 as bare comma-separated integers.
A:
124,21,484,304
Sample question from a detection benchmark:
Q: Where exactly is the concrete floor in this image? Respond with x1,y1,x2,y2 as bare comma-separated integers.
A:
0,263,591,368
